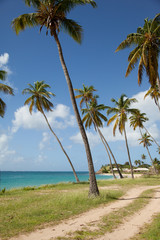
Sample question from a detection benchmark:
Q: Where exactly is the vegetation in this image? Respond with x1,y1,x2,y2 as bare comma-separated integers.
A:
106,94,138,178
0,70,14,117
12,0,99,197
1,176,160,239
116,14,160,90
75,85,123,179
22,81,80,182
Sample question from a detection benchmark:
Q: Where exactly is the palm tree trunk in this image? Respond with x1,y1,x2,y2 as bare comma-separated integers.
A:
146,145,157,175
54,33,99,196
123,126,134,179
84,102,122,179
143,126,160,148
42,111,80,183
97,128,123,179
96,128,116,179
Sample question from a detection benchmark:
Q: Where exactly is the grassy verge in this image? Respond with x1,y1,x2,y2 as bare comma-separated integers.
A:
130,212,160,240
60,189,154,240
0,175,160,239
0,186,123,239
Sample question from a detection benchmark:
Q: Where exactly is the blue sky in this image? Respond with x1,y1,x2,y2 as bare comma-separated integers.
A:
0,0,160,171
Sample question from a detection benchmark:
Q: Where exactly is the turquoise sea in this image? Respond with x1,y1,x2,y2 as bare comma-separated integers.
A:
0,171,113,190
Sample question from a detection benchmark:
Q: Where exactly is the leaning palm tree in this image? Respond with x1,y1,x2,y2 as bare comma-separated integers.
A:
106,94,138,179
116,14,160,90
12,0,99,196
139,133,157,174
75,85,123,178
22,80,80,183
81,100,116,179
0,70,14,118
129,110,160,148
144,85,160,111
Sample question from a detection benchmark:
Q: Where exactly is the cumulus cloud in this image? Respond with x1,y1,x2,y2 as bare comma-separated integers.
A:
0,133,24,165
12,104,76,133
0,53,9,67
39,132,51,150
70,90,160,147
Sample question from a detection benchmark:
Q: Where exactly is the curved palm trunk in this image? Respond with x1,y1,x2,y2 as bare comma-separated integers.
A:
97,128,123,179
54,33,99,196
143,126,160,148
145,145,157,175
123,126,134,179
97,128,116,179
42,111,80,183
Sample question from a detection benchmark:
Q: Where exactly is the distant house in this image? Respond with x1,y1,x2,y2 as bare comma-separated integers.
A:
134,168,149,172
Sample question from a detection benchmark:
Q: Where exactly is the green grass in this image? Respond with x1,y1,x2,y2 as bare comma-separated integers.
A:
0,186,123,239
130,212,160,240
59,189,155,240
0,175,160,239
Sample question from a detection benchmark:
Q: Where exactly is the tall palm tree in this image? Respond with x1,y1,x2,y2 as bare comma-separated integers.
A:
12,0,99,196
0,70,14,118
106,94,138,179
116,14,160,89
22,80,80,183
75,85,123,178
139,133,157,174
144,85,160,111
129,110,160,147
81,101,116,179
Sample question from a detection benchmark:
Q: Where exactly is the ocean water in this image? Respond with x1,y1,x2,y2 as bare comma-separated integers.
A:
0,171,113,190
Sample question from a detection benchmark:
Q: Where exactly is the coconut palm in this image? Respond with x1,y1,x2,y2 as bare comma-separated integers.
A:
141,154,146,160
129,110,160,147
144,85,160,111
106,94,138,179
116,14,160,89
81,100,116,179
12,0,99,196
0,70,14,118
22,80,80,183
139,133,157,174
75,85,123,178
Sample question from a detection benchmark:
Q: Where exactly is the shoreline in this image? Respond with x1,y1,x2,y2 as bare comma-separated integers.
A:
98,173,143,178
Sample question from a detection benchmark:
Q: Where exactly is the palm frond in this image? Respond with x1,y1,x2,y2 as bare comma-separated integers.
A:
61,18,82,43
0,70,7,81
126,47,141,77
0,84,14,95
12,13,39,35
0,98,6,118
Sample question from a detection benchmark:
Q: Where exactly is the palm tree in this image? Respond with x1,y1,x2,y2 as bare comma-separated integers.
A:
116,14,160,89
129,110,160,147
106,94,138,179
22,80,80,183
141,154,146,160
81,100,116,179
0,70,14,118
12,0,99,196
75,85,123,178
139,133,157,174
144,85,160,111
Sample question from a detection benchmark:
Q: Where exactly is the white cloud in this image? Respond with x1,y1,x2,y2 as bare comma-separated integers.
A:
39,132,51,150
0,53,9,67
12,104,76,133
0,133,24,165
70,90,160,147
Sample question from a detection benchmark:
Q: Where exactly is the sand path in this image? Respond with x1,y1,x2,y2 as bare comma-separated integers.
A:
98,187,160,240
10,185,160,240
